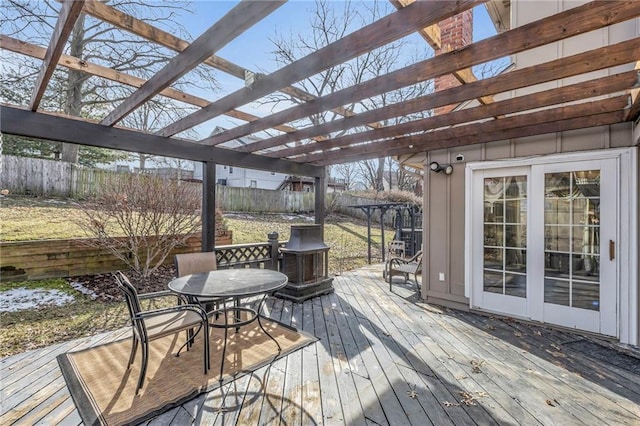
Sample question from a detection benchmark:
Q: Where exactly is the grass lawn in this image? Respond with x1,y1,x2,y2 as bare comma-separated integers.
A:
0,195,394,357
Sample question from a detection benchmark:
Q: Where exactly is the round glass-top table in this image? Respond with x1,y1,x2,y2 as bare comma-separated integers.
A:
168,268,288,299
168,269,288,382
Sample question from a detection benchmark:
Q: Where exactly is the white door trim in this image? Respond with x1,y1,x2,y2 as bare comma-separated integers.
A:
464,147,637,345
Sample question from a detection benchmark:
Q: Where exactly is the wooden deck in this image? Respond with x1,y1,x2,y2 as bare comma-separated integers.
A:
2,265,640,425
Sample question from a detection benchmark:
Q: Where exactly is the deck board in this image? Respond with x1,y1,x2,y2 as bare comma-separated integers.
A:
445,312,623,424
2,264,639,425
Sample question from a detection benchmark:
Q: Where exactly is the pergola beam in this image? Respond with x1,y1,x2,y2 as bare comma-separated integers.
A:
29,0,85,111
258,39,639,156
100,0,285,126
159,0,484,137
0,106,324,177
322,111,626,165
210,0,640,151
81,0,378,130
0,35,308,138
279,71,638,158
389,0,494,106
304,96,629,164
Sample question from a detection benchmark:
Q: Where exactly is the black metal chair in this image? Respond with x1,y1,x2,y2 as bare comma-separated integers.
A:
386,250,423,291
174,252,225,312
387,239,406,260
114,271,210,394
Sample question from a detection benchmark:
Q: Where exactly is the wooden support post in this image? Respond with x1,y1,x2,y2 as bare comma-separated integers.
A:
268,231,280,271
315,173,326,235
202,161,216,252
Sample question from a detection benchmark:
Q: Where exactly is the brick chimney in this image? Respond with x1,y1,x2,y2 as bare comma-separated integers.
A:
434,9,473,116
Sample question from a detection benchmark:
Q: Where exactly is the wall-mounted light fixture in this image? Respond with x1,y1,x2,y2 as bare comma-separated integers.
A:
429,161,453,175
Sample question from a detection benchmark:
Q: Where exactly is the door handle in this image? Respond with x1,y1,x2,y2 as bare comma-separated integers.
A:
609,240,615,261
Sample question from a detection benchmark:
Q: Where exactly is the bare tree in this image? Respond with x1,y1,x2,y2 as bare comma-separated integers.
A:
334,162,359,190
75,173,202,278
265,0,431,192
1,0,218,163
358,159,384,191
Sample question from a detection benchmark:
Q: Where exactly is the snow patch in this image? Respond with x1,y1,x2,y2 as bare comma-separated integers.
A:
225,213,255,220
70,281,98,299
0,287,75,312
281,214,314,222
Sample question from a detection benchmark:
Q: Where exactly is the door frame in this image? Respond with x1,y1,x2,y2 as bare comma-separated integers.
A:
464,147,637,345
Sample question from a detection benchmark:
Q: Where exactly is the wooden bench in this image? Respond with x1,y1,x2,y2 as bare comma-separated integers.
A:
386,250,422,291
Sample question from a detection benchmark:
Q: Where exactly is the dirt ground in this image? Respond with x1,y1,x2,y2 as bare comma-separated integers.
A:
69,265,176,302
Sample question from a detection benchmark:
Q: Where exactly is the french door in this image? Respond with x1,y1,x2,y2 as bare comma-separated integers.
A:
471,159,618,336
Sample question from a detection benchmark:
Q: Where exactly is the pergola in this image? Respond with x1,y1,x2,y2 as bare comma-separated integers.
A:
2,0,639,250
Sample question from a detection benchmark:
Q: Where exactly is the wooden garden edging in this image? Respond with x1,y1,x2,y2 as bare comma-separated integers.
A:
0,231,232,281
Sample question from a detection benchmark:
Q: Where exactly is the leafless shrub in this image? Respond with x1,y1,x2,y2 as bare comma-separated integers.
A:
75,173,201,277
352,189,421,205
325,192,341,215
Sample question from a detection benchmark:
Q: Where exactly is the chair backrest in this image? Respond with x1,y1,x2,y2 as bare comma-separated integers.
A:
387,240,406,258
414,250,423,271
174,252,217,277
114,271,144,331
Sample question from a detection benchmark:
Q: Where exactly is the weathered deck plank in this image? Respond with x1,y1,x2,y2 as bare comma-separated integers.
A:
279,299,304,425
326,291,388,426
312,298,344,424
345,270,482,425
2,264,639,425
299,298,323,424
443,313,606,421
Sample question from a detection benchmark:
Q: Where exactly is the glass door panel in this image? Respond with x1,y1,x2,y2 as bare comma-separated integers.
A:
543,170,600,310
483,176,527,298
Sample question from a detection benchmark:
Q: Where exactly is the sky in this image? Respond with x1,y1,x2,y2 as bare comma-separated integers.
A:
3,1,503,169
165,1,502,140
182,1,499,72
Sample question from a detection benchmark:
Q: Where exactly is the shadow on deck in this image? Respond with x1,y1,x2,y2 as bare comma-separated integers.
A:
1,264,639,425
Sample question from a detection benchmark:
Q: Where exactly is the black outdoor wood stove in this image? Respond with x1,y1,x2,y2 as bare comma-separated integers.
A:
275,224,334,302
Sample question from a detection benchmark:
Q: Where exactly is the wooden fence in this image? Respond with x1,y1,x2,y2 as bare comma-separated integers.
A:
0,155,407,218
0,155,315,212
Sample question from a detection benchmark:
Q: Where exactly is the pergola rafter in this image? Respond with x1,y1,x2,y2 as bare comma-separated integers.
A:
220,0,640,153
277,70,639,159
306,96,630,164
0,0,637,172
80,0,381,132
255,38,640,157
100,0,285,126
29,0,85,111
159,0,484,138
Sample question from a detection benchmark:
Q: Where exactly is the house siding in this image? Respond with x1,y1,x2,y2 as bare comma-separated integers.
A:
420,1,639,344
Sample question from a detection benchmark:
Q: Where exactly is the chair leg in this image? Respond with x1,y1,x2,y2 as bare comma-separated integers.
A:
220,310,230,383
136,341,149,394
203,322,210,374
127,336,138,368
